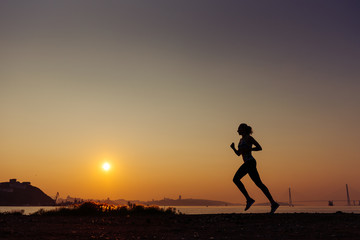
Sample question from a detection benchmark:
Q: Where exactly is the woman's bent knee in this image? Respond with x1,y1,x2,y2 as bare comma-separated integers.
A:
233,177,242,185
233,177,237,184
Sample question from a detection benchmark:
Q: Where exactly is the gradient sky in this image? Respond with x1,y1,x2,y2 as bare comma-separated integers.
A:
1,1,360,204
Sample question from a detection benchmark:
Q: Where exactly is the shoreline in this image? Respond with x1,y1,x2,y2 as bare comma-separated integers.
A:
1,213,360,239
2,205,360,216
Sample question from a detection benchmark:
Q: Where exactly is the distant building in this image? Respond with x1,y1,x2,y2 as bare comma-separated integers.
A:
9,179,27,189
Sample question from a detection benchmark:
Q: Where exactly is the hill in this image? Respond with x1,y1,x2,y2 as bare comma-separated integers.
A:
0,179,55,206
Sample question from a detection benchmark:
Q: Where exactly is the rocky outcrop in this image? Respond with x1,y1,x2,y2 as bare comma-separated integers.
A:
0,179,55,206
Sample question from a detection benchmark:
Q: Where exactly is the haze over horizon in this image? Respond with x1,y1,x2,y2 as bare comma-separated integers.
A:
1,1,360,204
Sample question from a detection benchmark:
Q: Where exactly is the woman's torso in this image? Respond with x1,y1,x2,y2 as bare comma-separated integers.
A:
239,137,255,162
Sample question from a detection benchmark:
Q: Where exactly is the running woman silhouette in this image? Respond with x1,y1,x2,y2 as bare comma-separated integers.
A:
230,123,279,213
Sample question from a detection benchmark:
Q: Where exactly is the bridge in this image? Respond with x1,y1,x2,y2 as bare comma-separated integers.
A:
286,184,360,206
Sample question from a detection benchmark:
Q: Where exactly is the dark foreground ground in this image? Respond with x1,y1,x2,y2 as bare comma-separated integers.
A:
1,213,360,240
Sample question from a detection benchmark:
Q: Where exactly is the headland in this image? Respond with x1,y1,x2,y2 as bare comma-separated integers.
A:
0,179,55,206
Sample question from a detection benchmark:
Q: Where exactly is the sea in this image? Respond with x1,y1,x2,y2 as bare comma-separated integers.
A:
1,205,360,215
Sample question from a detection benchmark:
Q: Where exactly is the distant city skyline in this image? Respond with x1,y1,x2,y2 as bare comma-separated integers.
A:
1,1,360,204
1,178,359,206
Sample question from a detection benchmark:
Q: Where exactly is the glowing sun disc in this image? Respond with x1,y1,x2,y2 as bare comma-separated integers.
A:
102,162,111,171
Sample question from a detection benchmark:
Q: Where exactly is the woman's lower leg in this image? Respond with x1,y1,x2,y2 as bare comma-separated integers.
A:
234,180,252,200
258,183,275,204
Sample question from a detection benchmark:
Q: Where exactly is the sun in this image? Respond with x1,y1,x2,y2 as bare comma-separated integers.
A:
102,162,111,171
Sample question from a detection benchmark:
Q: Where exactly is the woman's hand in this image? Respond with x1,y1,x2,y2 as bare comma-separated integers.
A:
230,143,241,156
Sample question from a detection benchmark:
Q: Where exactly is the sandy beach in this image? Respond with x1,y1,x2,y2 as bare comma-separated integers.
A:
1,213,360,240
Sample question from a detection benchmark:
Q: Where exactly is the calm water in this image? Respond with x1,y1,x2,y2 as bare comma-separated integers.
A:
0,206,60,215
174,205,360,214
1,205,360,215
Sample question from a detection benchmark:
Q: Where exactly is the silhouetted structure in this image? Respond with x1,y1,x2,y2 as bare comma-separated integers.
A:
288,188,294,207
346,184,351,206
54,192,59,203
0,179,55,206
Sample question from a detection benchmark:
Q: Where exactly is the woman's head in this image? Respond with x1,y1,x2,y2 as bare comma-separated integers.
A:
237,123,253,135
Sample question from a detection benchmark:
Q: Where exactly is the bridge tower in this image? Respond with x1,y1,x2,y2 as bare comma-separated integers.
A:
346,184,351,206
288,187,294,207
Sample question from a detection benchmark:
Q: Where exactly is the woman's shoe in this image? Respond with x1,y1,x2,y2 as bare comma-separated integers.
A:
270,202,279,214
245,198,255,211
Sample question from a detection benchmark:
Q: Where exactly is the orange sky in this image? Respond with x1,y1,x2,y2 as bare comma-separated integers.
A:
1,1,360,204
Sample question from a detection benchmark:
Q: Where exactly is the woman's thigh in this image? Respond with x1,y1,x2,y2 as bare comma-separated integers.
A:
234,161,252,180
247,161,263,184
